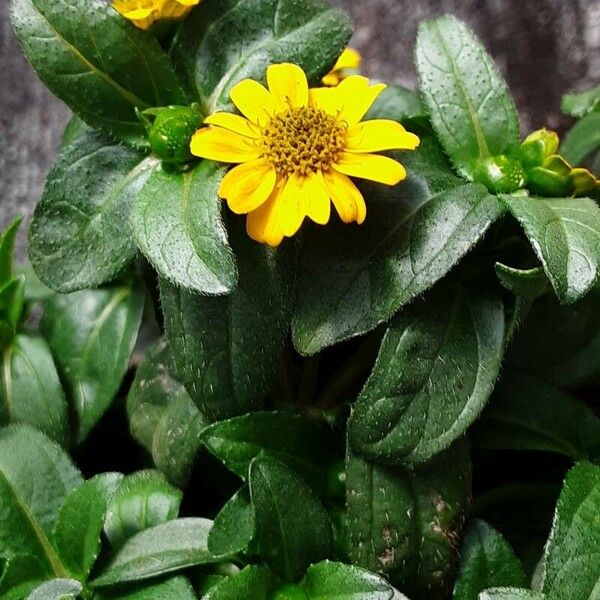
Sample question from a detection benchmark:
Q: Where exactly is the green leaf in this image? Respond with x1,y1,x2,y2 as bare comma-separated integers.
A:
161,222,293,420
42,283,144,443
126,340,207,488
292,149,502,354
0,554,46,599
93,576,197,600
541,462,600,599
453,520,525,600
508,289,600,389
346,442,471,599
54,473,122,581
28,132,153,293
0,218,21,287
171,0,352,111
60,116,91,148
562,85,600,118
471,373,600,461
202,565,275,600
131,161,237,295
26,579,82,600
11,0,187,145
501,195,600,304
104,470,182,551
249,456,333,581
302,561,396,600
0,425,82,577
416,15,519,179
560,112,600,165
495,264,548,300
208,487,254,556
1,333,69,446
202,411,332,480
349,282,505,465
91,518,216,587
365,84,425,124
479,590,544,600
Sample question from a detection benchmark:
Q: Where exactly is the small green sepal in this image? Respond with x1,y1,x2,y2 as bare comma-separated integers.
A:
519,128,559,168
473,155,526,194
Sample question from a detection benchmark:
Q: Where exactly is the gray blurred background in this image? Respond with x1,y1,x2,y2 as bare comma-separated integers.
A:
1,0,600,255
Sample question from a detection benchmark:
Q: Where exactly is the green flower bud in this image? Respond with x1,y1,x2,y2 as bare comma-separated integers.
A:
527,155,572,197
571,167,600,198
473,155,526,194
271,584,309,600
140,104,203,164
519,128,559,168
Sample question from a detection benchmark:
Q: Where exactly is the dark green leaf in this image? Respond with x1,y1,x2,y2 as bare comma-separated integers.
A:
495,264,548,300
171,0,351,110
471,373,600,461
1,333,69,446
249,456,333,581
208,487,254,556
60,116,91,148
28,132,153,293
0,218,21,287
104,470,182,550
346,442,471,599
91,518,216,587
416,15,519,179
453,520,525,600
349,282,505,465
366,84,425,124
479,590,544,600
202,565,275,600
541,462,600,599
0,554,46,599
161,222,293,420
54,473,122,581
0,425,82,577
502,195,600,304
42,283,144,443
562,85,600,118
26,579,82,600
11,0,187,144
94,576,197,600
202,411,332,479
560,112,600,165
131,161,237,295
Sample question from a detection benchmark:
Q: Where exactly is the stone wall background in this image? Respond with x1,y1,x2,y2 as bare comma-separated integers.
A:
1,0,599,255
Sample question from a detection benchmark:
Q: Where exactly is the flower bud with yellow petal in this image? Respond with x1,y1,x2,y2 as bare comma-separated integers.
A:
527,154,573,197
322,48,362,86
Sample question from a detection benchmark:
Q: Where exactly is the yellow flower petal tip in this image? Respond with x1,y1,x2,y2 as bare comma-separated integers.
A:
112,0,201,29
323,48,362,87
190,63,419,246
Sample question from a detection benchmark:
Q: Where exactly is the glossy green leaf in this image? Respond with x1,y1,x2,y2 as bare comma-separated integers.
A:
416,15,519,179
292,140,502,354
346,442,471,599
479,590,544,600
126,340,207,487
202,565,275,600
26,579,81,600
541,462,600,599
562,85,600,117
0,425,82,577
349,282,505,465
161,222,293,420
0,334,69,446
208,487,254,556
502,195,600,304
91,518,216,587
42,283,144,443
202,411,332,479
171,0,352,111
104,470,182,550
131,161,237,295
453,520,525,600
365,84,425,124
471,373,600,461
11,0,187,145
495,264,549,300
560,112,600,165
54,473,122,581
0,554,46,599
18,264,53,303
94,576,197,600
60,117,91,148
249,456,333,581
28,132,153,293
508,289,600,389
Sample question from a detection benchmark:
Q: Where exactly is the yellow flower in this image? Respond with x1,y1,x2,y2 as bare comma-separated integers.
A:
323,48,362,86
112,0,200,30
190,63,420,246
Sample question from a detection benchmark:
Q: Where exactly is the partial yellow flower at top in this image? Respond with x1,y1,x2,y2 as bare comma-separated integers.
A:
112,0,200,30
190,63,420,247
323,48,362,86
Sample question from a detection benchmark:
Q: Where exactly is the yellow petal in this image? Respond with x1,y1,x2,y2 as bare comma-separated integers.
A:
277,175,307,237
230,79,276,127
267,63,309,112
176,0,200,6
118,7,154,19
219,160,277,215
331,76,387,126
347,120,420,153
334,152,407,185
323,169,366,224
321,72,340,87
190,127,259,163
304,172,331,225
309,87,339,116
246,191,284,247
204,112,260,138
333,48,362,71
